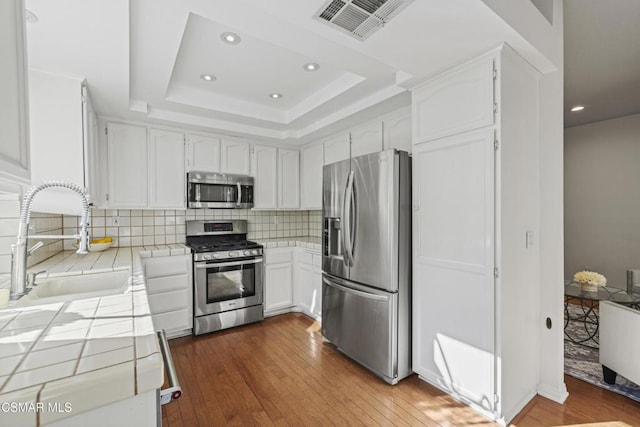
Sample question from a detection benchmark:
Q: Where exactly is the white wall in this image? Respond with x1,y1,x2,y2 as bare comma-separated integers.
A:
534,0,568,405
565,113,640,288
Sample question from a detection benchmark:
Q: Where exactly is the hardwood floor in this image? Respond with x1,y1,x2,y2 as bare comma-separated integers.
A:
162,313,640,426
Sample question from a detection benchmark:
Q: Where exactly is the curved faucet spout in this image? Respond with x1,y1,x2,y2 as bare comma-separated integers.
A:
10,181,91,300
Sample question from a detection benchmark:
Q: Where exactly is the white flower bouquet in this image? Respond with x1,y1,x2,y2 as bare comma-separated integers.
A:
573,270,607,292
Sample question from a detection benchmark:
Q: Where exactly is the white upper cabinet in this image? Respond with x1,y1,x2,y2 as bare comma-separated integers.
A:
251,144,278,209
323,132,350,165
413,57,495,143
148,129,185,208
185,134,220,173
383,107,412,153
350,120,383,158
106,123,148,208
221,137,251,175
0,0,30,193
301,143,324,210
28,70,99,214
278,148,300,209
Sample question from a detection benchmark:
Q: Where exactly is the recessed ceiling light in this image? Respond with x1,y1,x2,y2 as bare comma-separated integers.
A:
200,74,216,82
303,63,320,72
25,9,39,24
269,93,283,99
570,105,585,112
221,32,241,45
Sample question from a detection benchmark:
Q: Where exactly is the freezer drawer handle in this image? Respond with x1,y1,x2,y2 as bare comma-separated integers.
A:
323,276,388,301
158,330,183,405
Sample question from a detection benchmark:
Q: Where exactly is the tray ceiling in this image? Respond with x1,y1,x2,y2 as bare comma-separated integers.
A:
25,0,559,144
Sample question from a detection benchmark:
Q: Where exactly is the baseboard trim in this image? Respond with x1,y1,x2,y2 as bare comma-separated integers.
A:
537,382,569,404
500,389,537,424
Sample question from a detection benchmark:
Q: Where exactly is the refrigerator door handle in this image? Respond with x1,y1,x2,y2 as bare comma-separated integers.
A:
343,170,355,266
323,275,388,301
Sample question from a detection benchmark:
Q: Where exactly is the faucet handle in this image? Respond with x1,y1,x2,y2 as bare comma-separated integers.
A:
27,241,44,256
27,270,47,287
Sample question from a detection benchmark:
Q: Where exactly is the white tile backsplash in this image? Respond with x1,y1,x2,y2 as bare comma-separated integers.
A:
61,208,322,248
0,194,64,274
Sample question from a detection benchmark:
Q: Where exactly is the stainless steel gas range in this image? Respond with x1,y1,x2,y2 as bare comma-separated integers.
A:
185,220,264,335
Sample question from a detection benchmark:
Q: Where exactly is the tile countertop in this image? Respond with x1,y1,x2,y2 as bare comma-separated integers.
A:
256,237,321,251
0,245,188,426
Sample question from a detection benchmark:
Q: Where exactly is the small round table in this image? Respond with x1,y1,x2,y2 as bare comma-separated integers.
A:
564,282,640,349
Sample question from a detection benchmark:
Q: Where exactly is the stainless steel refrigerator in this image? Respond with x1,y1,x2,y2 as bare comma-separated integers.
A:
322,149,411,385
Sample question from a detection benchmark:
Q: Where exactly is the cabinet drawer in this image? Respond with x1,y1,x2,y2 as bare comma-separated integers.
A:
311,253,322,268
144,256,188,278
146,274,188,294
152,309,192,332
298,250,313,265
266,248,293,264
148,289,190,313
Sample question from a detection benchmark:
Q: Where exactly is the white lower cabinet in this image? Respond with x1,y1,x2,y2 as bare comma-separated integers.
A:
264,247,294,315
143,255,192,338
294,248,322,321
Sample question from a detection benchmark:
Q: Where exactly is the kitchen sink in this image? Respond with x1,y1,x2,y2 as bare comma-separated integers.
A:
15,268,132,307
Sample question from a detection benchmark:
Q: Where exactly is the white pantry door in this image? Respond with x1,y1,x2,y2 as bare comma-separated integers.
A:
412,129,496,410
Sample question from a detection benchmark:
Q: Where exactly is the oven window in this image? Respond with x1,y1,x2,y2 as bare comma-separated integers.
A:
206,263,256,303
190,183,237,203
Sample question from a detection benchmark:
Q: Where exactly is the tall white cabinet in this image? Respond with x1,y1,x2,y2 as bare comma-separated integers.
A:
411,45,540,424
0,0,30,193
148,129,185,208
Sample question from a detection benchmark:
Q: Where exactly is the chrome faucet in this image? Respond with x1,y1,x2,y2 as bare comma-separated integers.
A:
10,181,91,300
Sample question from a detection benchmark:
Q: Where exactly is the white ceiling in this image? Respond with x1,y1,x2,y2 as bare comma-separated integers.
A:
25,0,559,144
564,0,640,128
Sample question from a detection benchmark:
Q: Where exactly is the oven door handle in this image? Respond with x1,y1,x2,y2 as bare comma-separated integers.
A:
194,258,263,269
237,183,242,206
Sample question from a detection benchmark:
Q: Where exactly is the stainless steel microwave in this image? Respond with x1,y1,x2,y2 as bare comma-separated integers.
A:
187,172,254,209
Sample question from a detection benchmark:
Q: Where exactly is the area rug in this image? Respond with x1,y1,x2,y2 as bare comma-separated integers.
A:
564,304,640,402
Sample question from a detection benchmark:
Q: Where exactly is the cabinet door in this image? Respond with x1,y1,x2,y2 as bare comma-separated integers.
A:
412,129,495,406
350,120,383,158
28,70,86,215
0,0,30,192
323,133,350,165
413,57,495,143
186,134,220,173
295,262,313,316
148,129,185,208
251,144,278,209
278,148,300,209
311,269,322,320
265,263,293,312
221,138,251,175
301,144,324,209
383,108,412,153
106,123,147,208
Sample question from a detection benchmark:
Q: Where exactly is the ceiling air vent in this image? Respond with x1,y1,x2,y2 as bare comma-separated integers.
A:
315,0,415,41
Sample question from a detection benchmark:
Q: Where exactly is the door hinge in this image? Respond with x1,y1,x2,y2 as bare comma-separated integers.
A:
494,267,499,279
493,393,500,404
493,68,497,80
493,135,499,151
105,127,108,135
493,102,498,113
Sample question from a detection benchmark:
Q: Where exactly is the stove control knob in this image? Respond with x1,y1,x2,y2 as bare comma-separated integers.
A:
229,251,239,258
213,253,224,259
251,249,259,255
203,253,212,260
243,250,250,256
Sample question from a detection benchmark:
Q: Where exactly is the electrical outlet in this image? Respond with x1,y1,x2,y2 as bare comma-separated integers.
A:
273,216,279,225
